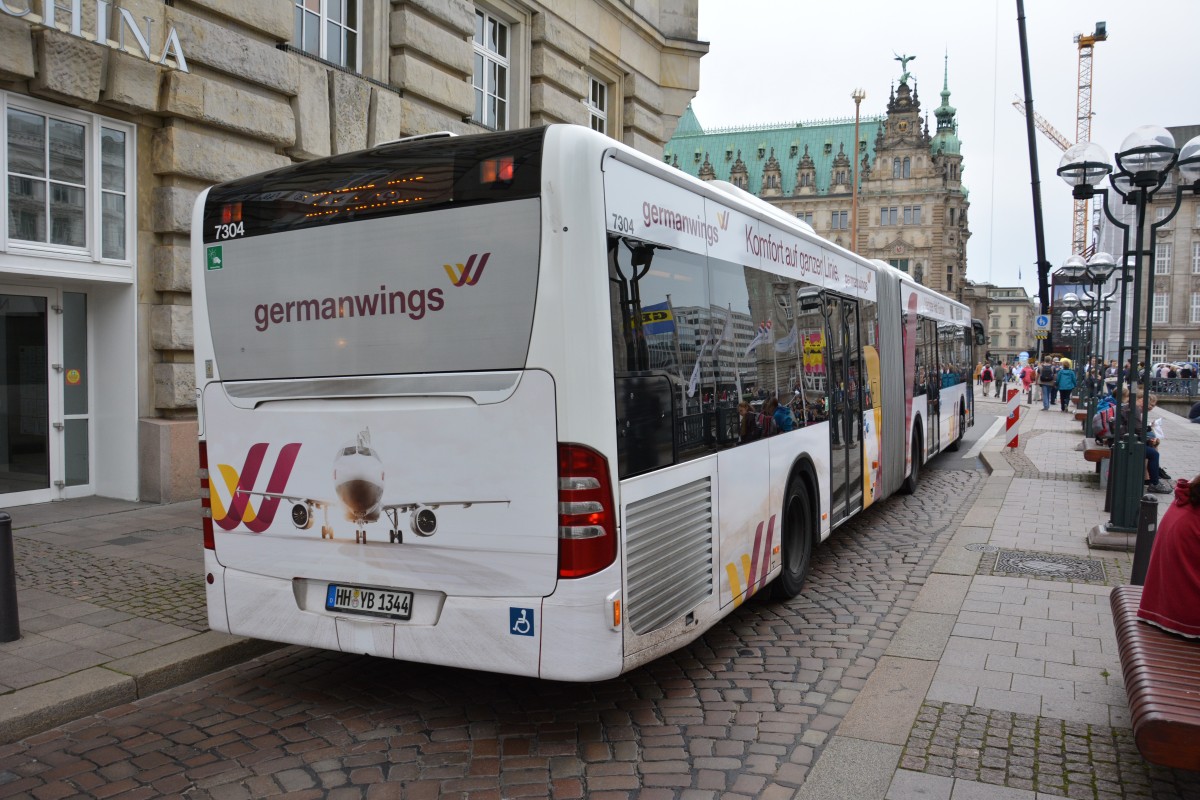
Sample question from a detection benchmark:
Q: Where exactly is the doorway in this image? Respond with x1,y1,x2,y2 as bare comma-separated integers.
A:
0,286,90,505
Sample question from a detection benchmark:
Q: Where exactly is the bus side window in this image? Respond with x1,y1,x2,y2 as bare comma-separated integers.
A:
607,236,713,477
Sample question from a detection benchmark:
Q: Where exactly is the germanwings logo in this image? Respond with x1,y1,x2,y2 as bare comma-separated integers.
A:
443,252,490,287
726,515,776,608
210,443,302,532
715,210,730,230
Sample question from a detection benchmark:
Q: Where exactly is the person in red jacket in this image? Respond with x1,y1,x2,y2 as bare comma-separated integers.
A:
1138,475,1200,638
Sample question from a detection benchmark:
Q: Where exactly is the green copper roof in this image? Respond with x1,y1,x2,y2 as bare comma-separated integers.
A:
665,115,885,196
931,52,961,155
675,104,703,136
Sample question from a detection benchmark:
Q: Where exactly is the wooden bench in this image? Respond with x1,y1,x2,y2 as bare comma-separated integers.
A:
1074,410,1088,422
1110,585,1200,771
1084,447,1111,464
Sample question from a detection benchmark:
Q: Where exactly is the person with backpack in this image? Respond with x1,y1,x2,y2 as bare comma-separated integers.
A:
1021,360,1036,405
1037,356,1057,410
981,363,994,397
1055,357,1078,412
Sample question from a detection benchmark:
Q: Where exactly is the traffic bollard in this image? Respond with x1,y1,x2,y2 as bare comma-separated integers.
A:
0,511,18,642
1130,494,1159,586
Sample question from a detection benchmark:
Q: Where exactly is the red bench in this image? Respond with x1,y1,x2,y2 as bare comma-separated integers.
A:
1110,585,1200,771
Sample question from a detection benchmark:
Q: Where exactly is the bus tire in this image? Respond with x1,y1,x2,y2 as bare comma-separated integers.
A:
947,406,966,452
771,479,815,600
901,432,922,494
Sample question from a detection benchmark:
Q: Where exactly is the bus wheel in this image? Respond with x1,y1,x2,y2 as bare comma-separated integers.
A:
947,408,966,452
771,480,814,600
901,433,922,494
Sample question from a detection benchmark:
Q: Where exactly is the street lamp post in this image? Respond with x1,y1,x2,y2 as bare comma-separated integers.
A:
1058,128,1200,538
850,88,866,254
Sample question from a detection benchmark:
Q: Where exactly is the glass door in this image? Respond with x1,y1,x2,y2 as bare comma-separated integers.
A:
0,287,59,505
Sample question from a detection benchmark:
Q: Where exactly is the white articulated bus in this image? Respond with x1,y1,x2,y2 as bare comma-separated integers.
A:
193,125,981,681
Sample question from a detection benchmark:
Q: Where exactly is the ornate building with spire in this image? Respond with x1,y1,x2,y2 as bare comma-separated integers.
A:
666,57,971,295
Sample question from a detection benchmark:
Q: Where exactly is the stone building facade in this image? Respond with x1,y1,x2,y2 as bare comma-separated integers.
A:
0,0,705,506
665,59,970,295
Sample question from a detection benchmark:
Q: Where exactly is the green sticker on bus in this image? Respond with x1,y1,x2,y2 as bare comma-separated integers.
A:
206,245,223,271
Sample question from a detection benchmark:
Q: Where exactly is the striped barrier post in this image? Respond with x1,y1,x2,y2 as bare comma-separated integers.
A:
1006,388,1020,448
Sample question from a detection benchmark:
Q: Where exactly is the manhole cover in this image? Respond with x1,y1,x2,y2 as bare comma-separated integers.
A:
965,543,999,553
994,550,1107,581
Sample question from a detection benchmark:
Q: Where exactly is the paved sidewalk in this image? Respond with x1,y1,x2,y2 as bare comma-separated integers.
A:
798,394,1200,800
0,498,275,743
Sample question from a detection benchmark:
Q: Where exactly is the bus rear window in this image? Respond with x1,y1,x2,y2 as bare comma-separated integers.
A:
202,128,545,243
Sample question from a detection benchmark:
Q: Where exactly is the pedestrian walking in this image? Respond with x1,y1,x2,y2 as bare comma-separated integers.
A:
1037,356,1057,410
1055,357,1077,412
981,363,993,397
1021,360,1036,405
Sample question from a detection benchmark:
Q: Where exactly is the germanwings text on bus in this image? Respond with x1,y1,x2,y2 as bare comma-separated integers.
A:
642,201,720,245
253,286,444,332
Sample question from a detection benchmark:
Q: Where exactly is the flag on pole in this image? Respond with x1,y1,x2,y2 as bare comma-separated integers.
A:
743,320,772,357
774,323,798,353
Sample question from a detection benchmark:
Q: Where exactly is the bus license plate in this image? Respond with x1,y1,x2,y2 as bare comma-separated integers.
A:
325,584,413,620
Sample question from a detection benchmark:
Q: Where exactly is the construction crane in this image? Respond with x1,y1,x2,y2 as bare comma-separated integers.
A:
1011,21,1107,255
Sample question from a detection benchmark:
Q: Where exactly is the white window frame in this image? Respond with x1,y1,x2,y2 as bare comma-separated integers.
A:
1153,293,1169,324
1155,206,1169,223
903,205,922,225
293,0,362,71
1189,340,1200,361
1191,292,1200,323
880,206,897,226
1192,241,1200,274
471,2,529,132
2,93,135,276
1155,242,1172,274
1151,339,1168,360
585,76,608,134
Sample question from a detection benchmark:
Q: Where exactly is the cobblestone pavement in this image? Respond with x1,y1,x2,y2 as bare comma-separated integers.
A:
14,537,207,631
0,467,983,799
901,701,1200,799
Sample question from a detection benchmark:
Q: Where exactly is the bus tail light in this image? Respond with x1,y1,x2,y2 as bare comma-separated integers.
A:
199,441,214,550
557,444,616,579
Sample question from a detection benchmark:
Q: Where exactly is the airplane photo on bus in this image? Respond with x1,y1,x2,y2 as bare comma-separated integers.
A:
193,123,983,681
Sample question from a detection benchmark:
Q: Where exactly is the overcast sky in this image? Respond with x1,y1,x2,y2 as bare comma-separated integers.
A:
692,0,1196,294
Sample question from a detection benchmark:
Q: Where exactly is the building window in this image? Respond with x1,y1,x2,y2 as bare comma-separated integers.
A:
902,157,911,178
1008,334,1017,347
1156,206,1169,223
586,76,607,134
1191,293,1200,323
294,0,360,70
990,334,999,347
880,206,897,226
949,207,956,226
799,172,812,187
797,211,813,225
1155,242,1172,274
903,205,922,225
1192,241,1200,273
1153,293,1169,324
5,100,133,262
1152,340,1168,360
892,158,901,178
830,210,848,230
1190,340,1200,360
473,9,510,130
990,316,999,329
1009,317,1016,328
888,259,909,272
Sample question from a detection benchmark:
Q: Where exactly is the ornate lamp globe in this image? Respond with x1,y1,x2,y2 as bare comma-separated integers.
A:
1061,310,1075,323
1179,135,1200,186
1060,292,1081,310
1086,251,1117,283
1057,141,1112,187
1115,125,1177,178
1056,254,1089,283
1077,309,1089,322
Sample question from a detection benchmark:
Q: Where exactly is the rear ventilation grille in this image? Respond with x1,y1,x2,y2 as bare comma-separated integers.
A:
625,478,713,635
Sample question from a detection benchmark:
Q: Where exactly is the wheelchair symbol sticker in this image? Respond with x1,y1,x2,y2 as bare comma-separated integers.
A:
509,607,535,636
